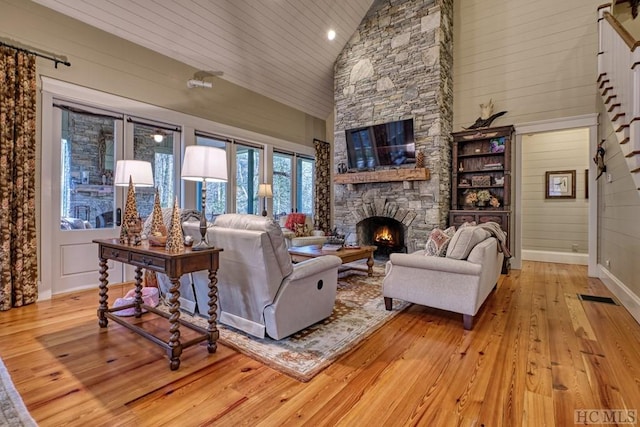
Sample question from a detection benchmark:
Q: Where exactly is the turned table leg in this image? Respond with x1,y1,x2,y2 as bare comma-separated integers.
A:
167,276,183,370
97,257,109,327
367,252,374,277
134,266,144,318
207,269,220,354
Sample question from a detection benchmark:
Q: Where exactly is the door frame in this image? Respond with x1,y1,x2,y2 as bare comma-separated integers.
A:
40,78,187,299
513,114,598,277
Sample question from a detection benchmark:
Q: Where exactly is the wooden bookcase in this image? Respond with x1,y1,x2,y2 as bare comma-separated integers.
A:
449,125,514,271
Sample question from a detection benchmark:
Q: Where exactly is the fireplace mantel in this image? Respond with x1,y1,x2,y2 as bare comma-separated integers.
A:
334,168,430,185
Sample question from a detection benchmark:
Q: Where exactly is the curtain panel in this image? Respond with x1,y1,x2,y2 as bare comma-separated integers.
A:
313,139,331,233
0,46,38,310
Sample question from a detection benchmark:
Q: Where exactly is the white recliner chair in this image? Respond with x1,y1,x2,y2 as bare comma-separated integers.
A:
189,214,341,340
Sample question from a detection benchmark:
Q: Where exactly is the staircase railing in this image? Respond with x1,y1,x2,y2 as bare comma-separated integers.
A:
598,5,640,189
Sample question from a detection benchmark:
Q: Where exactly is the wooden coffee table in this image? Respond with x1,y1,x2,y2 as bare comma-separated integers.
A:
288,245,377,276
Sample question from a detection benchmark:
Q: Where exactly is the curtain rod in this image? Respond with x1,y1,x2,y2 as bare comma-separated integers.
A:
0,39,70,68
126,116,180,133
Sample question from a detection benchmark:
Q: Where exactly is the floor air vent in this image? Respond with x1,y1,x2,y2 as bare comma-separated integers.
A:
578,294,618,305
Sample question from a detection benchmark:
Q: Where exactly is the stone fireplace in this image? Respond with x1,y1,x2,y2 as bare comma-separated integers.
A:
333,0,454,252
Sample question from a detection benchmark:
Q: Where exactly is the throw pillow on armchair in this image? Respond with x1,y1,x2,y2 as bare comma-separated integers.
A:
294,222,310,237
284,213,306,231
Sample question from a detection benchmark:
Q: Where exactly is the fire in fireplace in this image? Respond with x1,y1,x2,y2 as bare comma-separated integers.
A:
357,216,406,259
374,225,398,247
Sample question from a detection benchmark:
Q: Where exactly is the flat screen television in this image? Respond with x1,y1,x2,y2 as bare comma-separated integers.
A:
344,118,415,170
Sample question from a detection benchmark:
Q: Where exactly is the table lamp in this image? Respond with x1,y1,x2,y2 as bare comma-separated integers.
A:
181,145,228,250
258,183,273,216
114,160,154,245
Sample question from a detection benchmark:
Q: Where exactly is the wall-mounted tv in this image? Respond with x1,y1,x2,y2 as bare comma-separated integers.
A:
344,118,415,170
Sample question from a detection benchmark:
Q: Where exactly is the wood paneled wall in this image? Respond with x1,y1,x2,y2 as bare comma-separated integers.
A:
521,129,589,256
597,98,640,297
452,0,602,130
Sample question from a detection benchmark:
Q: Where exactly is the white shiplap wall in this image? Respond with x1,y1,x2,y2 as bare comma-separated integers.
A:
597,98,640,299
452,0,602,130
521,129,589,258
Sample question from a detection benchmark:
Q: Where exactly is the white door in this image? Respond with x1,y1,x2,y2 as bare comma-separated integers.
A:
49,104,182,295
51,103,125,294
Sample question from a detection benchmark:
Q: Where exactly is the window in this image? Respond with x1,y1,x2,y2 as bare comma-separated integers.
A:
273,152,292,217
297,156,315,214
235,144,262,214
192,133,311,218
272,151,315,218
57,106,120,230
195,134,228,217
132,122,178,219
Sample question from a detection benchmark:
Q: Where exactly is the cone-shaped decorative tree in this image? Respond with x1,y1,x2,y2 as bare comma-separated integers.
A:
148,188,167,246
165,197,184,253
120,176,139,244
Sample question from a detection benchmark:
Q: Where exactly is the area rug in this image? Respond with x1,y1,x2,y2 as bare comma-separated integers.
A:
161,263,409,382
0,356,37,426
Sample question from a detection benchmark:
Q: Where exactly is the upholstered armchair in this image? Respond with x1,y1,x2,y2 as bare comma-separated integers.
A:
277,213,327,248
185,214,341,340
382,232,504,330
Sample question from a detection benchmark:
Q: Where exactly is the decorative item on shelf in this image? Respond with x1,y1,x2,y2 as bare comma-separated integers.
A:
121,178,139,244
472,175,491,187
476,189,491,207
258,183,273,217
463,99,507,130
483,162,503,170
181,145,228,250
165,197,184,253
125,216,143,246
494,176,505,186
114,160,154,245
337,162,347,174
490,137,506,153
148,188,167,246
464,189,478,208
489,195,501,208
458,162,464,172
415,150,425,168
459,178,471,187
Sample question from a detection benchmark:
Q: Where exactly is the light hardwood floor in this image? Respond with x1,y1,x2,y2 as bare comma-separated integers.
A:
1,261,639,426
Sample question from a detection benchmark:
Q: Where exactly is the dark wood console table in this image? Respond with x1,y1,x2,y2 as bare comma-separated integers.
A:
93,238,222,370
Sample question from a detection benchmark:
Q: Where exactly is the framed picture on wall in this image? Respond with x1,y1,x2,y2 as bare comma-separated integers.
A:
585,169,589,199
545,170,576,199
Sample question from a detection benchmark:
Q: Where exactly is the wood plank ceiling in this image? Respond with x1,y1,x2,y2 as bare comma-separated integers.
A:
32,0,375,120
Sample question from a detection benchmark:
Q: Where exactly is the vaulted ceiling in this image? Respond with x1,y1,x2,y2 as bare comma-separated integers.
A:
32,0,375,120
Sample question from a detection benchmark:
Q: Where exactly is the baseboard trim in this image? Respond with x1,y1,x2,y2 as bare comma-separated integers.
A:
522,250,588,265
38,289,52,302
599,264,640,325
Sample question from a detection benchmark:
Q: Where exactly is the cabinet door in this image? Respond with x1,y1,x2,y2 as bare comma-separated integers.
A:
450,212,478,227
478,213,507,228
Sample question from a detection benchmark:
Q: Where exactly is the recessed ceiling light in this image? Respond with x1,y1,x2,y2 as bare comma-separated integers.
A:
327,29,336,41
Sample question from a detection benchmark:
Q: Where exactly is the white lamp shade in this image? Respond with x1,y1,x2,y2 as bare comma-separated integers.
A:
258,183,273,198
114,160,154,187
181,145,228,182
